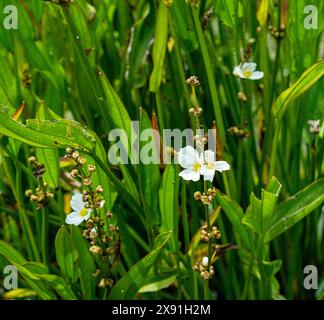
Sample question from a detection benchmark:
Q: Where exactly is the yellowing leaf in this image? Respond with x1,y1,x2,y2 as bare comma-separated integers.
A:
257,0,269,27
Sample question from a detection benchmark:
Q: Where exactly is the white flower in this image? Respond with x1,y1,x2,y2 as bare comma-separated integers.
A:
233,62,264,80
65,193,92,226
178,147,230,182
178,146,204,182
200,150,230,182
202,256,209,267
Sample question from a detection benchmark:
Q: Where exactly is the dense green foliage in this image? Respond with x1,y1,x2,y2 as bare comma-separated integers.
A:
0,0,323,300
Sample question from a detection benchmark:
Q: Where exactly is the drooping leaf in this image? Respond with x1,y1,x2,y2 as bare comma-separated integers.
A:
272,60,324,119
265,178,324,242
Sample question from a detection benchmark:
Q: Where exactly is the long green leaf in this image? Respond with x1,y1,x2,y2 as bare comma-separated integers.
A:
265,178,324,242
272,60,324,119
109,231,172,299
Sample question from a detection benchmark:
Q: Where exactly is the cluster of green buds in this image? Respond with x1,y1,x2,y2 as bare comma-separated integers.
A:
86,211,120,288
228,126,250,139
200,223,221,242
22,68,32,88
194,187,217,206
65,147,120,288
65,148,97,189
83,211,120,257
192,256,215,281
269,25,286,40
25,156,53,209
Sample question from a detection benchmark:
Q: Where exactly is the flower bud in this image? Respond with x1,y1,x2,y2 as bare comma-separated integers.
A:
89,245,102,255
66,147,73,154
28,156,36,165
25,189,33,197
88,164,96,173
202,256,209,267
96,185,104,193
71,169,79,178
72,151,80,159
77,156,87,165
194,191,202,200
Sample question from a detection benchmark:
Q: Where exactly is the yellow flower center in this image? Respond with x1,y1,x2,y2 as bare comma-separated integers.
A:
193,162,201,172
80,207,88,217
206,162,215,170
243,69,252,78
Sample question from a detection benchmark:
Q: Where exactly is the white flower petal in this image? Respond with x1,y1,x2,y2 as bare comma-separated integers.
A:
250,71,264,80
70,193,84,212
215,161,230,172
178,146,200,169
242,62,256,72
200,166,215,182
65,211,84,226
204,150,215,163
233,65,244,78
99,200,105,209
179,168,201,181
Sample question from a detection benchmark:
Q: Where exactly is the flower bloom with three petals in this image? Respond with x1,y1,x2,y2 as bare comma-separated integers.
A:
65,193,92,226
200,150,230,182
233,62,264,80
178,146,230,182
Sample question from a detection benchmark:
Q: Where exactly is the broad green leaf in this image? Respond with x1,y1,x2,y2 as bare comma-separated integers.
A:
26,119,96,151
16,262,57,300
243,177,282,236
215,0,243,29
21,262,76,300
170,0,197,51
70,225,96,300
0,242,56,300
159,165,180,250
139,108,160,226
35,103,60,188
99,72,139,203
215,193,251,249
139,274,177,293
55,226,79,283
272,60,324,119
0,240,26,265
149,1,169,92
62,7,112,132
109,231,172,299
265,178,324,242
288,0,323,71
0,107,96,151
38,274,77,300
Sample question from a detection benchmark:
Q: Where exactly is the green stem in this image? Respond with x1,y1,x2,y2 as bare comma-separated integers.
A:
203,180,212,300
191,5,226,146
269,120,281,178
